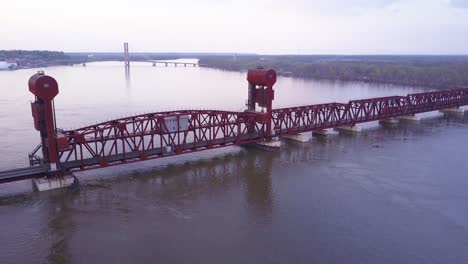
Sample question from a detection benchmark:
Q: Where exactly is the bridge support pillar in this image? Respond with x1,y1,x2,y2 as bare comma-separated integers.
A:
334,125,362,133
255,138,282,151
313,129,331,136
399,115,420,122
379,118,399,126
440,107,464,115
281,133,312,142
163,145,174,155
32,174,75,192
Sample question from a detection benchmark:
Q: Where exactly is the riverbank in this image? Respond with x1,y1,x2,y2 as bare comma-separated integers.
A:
5,50,467,89
198,55,468,89
2,60,468,263
0,50,77,70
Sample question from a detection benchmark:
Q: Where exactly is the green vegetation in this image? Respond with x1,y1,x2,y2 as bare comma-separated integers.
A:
0,50,69,60
0,50,69,61
0,50,70,68
199,55,468,88
3,50,467,89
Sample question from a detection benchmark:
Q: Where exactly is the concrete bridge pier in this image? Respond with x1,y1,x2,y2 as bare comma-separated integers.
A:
440,107,465,115
255,137,282,151
281,133,312,142
379,118,399,126
399,114,420,122
163,145,174,155
312,129,334,136
33,173,76,192
334,125,362,134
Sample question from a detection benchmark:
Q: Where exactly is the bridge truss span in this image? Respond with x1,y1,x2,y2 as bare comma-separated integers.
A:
57,110,269,170
272,89,468,134
2,69,468,185
57,88,468,171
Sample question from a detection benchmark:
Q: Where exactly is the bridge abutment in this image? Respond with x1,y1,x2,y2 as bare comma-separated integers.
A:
379,118,399,126
334,125,362,133
398,115,420,122
255,138,282,151
313,129,328,136
440,107,465,115
281,133,312,142
32,174,75,192
313,129,337,136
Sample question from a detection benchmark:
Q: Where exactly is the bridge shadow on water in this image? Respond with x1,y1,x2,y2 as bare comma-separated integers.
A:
1,112,467,204
1,112,468,263
125,64,131,93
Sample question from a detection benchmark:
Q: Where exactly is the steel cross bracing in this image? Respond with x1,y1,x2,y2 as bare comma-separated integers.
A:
3,70,468,185
52,88,468,172
57,110,269,170
272,89,468,134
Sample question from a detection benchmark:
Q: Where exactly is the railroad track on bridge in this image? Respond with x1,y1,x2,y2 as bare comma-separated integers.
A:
1,69,467,189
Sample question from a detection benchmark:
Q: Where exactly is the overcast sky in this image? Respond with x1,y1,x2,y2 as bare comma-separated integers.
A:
2,0,468,54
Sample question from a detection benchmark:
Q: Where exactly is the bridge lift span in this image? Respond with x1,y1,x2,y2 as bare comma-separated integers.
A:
0,69,467,191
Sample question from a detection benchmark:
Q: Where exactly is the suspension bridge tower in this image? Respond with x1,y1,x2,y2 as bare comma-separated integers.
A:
124,42,130,68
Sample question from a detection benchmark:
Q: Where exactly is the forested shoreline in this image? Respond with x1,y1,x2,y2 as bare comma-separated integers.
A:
198,55,468,89
0,50,71,69
4,50,468,89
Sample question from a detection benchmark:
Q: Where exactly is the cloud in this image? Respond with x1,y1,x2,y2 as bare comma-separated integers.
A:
451,0,468,8
326,0,398,8
1,0,468,54
273,0,401,17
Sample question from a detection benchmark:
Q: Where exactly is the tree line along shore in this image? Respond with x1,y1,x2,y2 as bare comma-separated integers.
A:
3,50,468,89
198,55,468,89
0,50,71,69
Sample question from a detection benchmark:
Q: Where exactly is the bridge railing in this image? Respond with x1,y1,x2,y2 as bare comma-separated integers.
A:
272,89,468,134
54,88,468,171
58,110,269,170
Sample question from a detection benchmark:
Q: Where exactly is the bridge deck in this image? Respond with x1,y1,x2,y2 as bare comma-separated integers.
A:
1,88,468,183
61,136,243,170
0,166,47,183
148,60,198,65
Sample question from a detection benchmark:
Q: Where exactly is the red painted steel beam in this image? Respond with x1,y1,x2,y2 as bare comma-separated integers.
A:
55,87,468,172
58,110,268,171
9,70,467,185
272,89,468,135
28,73,60,172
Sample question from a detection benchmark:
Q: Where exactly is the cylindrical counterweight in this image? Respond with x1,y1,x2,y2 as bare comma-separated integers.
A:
28,73,60,171
247,68,277,141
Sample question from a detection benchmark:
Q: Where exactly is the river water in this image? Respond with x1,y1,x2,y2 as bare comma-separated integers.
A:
1,61,468,263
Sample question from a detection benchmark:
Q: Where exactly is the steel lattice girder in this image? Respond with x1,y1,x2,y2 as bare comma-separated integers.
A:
58,110,268,170
57,89,468,171
271,89,468,134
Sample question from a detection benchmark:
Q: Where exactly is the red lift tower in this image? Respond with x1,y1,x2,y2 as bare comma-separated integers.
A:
1,68,468,190
29,72,61,172
246,68,277,141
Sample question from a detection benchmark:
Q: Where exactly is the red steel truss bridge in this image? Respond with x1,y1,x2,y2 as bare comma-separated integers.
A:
0,69,467,185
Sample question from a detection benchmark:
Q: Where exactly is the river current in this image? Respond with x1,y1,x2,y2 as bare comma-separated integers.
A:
1,61,467,263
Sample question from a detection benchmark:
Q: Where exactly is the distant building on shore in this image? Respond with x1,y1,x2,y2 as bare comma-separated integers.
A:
0,61,18,70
